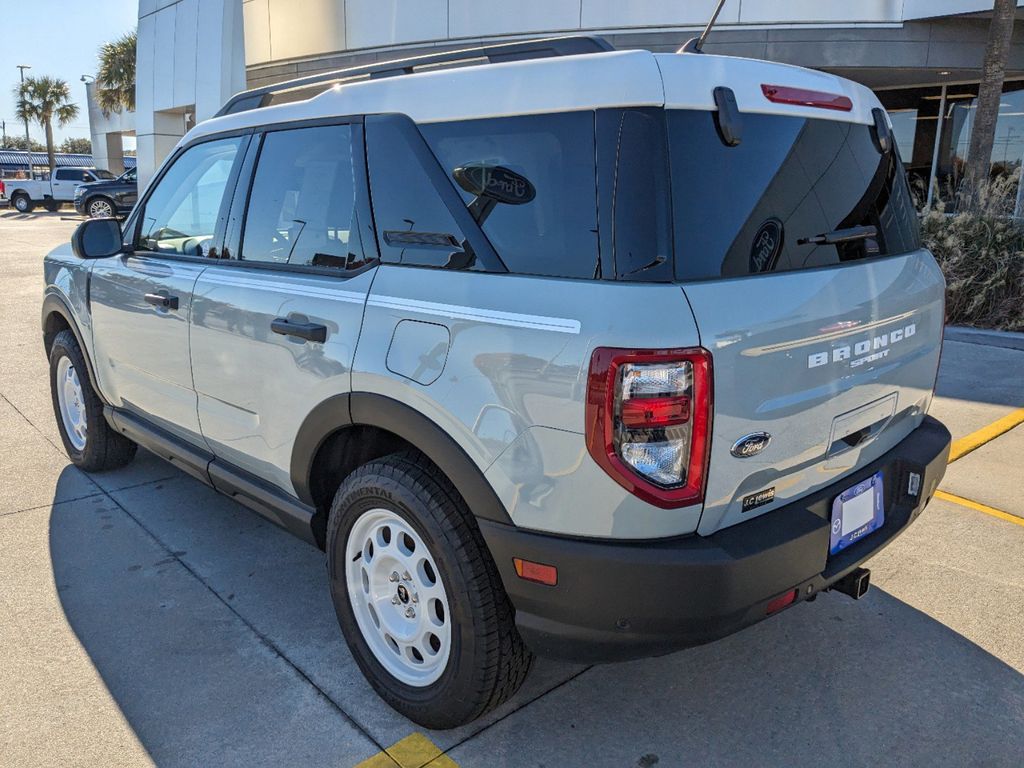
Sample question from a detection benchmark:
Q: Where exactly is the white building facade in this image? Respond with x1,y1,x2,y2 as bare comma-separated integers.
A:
133,0,1024,202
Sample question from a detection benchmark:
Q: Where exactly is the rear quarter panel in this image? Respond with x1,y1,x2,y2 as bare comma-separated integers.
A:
353,266,706,538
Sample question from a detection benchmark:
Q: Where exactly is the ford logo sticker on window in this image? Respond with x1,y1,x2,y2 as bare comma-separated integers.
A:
750,218,783,273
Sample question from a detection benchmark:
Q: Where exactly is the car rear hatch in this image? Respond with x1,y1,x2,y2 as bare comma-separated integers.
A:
656,54,945,535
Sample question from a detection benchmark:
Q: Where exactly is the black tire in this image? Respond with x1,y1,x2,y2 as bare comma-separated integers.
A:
48,329,137,471
86,196,115,219
43,199,60,212
326,451,532,729
12,193,34,213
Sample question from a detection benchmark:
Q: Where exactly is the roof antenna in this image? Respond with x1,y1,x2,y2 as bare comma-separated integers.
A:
678,0,728,54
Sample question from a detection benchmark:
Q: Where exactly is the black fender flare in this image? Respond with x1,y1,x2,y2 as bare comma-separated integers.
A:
290,392,514,525
41,292,106,402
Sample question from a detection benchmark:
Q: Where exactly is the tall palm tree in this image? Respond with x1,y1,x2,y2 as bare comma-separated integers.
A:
14,76,79,173
965,0,1017,200
96,30,137,114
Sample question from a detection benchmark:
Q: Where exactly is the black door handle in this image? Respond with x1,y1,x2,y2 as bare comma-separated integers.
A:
271,317,327,343
144,292,179,310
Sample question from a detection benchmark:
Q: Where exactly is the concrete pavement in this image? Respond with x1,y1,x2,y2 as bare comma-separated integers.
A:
1,212,1021,767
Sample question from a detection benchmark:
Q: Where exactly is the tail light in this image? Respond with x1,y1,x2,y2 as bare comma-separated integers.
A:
586,347,712,509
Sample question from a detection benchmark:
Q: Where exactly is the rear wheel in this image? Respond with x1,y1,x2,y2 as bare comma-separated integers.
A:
326,451,532,728
87,197,115,218
12,193,33,213
43,199,60,212
49,330,137,471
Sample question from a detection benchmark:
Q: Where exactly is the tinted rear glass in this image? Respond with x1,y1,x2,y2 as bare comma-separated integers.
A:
668,110,921,281
421,113,599,279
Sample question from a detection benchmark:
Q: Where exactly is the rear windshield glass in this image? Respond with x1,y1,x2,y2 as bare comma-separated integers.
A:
668,110,921,281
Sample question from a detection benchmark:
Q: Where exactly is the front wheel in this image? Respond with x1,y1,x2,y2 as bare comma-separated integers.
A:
326,452,532,729
87,197,115,218
49,330,137,471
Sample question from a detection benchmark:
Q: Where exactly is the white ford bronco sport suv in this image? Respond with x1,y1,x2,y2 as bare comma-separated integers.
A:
42,36,951,728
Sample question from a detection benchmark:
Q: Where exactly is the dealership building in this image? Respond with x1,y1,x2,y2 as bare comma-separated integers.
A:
117,0,1024,207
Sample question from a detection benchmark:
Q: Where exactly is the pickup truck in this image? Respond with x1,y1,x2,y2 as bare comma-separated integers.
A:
5,167,115,213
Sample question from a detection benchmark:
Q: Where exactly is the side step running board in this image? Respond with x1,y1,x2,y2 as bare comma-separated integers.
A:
104,406,320,547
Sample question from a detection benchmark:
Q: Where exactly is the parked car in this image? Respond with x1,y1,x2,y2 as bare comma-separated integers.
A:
73,167,138,218
7,167,115,213
41,36,951,729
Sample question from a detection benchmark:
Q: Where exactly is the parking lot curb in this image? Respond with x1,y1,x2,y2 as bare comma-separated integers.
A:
944,326,1024,352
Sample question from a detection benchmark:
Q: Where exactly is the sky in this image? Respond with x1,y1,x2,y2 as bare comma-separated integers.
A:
0,0,139,147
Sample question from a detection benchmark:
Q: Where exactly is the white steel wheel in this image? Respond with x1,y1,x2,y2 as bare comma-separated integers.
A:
346,507,452,687
88,198,114,218
56,356,87,451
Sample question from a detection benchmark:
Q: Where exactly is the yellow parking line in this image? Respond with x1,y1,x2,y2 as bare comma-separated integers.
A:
935,490,1024,528
948,407,1024,462
355,733,458,768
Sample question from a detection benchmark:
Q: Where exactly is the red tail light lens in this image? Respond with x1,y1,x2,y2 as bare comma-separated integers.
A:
620,395,691,429
586,347,712,509
761,84,853,112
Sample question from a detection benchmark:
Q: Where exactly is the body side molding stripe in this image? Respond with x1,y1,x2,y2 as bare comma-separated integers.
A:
368,295,581,334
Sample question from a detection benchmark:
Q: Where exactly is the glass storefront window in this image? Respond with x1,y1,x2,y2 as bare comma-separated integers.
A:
878,80,1024,213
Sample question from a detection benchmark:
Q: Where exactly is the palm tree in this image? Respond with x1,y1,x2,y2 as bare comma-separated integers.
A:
964,0,1017,201
96,30,137,114
14,76,79,173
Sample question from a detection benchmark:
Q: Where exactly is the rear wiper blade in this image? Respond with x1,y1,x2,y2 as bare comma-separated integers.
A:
797,225,877,246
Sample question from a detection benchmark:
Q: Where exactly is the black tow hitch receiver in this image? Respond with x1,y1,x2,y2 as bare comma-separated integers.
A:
830,567,871,600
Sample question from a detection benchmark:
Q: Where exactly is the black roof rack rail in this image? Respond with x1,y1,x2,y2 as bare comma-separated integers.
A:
215,35,615,117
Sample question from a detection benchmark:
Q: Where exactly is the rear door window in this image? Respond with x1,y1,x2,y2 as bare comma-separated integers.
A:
667,110,921,280
240,124,372,271
421,113,599,279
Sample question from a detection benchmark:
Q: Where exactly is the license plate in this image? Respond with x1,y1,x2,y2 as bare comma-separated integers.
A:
830,471,884,555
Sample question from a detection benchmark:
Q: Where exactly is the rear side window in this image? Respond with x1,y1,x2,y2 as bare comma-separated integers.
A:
240,125,370,270
367,117,479,271
421,113,599,279
668,111,921,281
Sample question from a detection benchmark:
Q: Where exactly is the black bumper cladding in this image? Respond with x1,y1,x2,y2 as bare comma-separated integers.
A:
478,416,951,663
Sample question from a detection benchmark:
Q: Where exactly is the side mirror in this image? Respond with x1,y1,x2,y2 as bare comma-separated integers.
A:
71,218,123,259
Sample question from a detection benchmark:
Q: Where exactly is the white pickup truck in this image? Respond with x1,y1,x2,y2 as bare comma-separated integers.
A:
4,167,115,213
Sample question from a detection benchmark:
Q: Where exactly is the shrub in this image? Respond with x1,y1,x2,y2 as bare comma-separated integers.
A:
921,174,1024,332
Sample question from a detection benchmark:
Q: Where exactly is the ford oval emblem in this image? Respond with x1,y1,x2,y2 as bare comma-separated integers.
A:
731,432,772,458
750,218,783,273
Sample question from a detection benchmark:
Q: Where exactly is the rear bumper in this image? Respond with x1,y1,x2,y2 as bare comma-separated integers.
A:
479,415,951,663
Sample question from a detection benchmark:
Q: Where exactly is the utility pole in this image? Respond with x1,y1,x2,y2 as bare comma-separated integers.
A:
17,64,32,175
2,120,7,148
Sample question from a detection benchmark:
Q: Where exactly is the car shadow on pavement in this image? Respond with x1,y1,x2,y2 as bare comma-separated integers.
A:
0,210,71,220
48,465,1024,767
